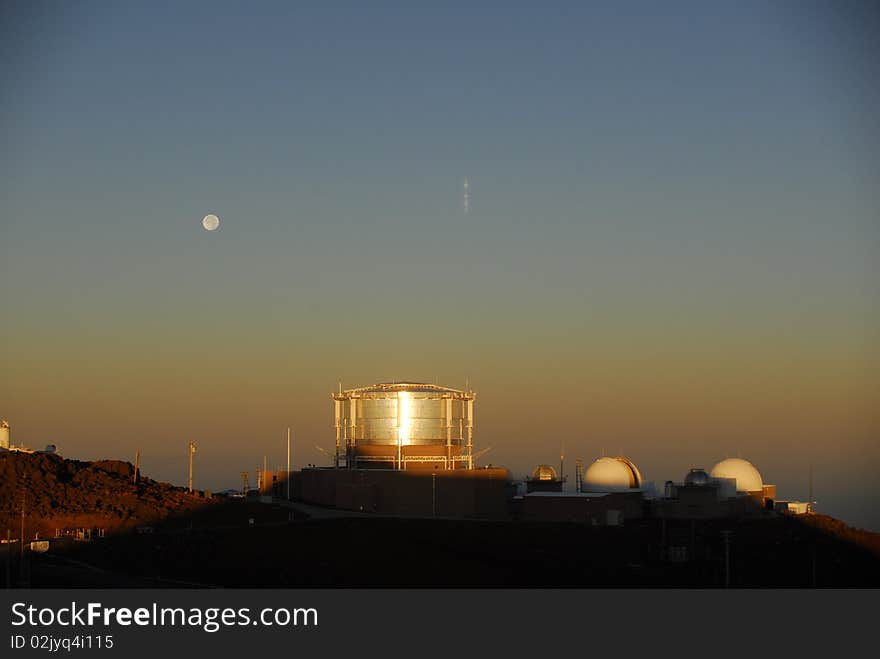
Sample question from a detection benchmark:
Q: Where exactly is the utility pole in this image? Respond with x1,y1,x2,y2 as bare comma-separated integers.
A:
721,530,733,587
811,544,817,587
188,442,197,493
19,487,26,586
559,441,565,490
133,448,140,484
20,489,25,560
660,514,666,554
809,462,814,513
286,428,291,502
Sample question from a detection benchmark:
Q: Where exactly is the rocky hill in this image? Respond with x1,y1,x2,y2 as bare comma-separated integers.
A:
0,451,211,539
799,512,880,555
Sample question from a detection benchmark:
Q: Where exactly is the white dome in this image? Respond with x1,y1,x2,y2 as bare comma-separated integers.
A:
582,457,642,492
710,458,763,493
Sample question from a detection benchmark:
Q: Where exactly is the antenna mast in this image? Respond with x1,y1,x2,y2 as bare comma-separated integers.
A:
188,441,197,493
560,441,565,487
20,488,26,560
809,462,814,513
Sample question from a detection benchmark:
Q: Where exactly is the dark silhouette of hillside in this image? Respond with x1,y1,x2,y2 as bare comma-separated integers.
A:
3,451,879,588
0,451,212,539
25,500,880,588
798,513,880,554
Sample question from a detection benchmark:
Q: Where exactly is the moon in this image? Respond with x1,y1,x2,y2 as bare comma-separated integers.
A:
202,214,220,231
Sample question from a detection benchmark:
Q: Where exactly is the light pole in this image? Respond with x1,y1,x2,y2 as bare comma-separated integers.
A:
721,530,733,587
188,442,197,493
20,488,25,560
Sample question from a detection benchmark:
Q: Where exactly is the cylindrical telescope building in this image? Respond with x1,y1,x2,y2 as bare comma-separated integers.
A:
332,382,475,470
0,420,9,450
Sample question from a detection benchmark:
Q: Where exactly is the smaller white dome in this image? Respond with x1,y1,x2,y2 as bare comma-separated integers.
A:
710,458,763,493
582,457,642,492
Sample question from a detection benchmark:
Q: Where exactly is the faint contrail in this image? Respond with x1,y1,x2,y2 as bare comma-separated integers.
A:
463,177,470,214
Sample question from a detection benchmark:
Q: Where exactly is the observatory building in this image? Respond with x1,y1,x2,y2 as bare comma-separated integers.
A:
519,455,645,525
299,381,510,518
580,456,643,493
657,458,777,519
332,382,475,471
0,420,55,454
525,464,564,493
710,458,776,507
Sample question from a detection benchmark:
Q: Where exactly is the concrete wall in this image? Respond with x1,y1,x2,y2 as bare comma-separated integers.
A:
520,492,644,525
298,467,512,520
654,490,769,520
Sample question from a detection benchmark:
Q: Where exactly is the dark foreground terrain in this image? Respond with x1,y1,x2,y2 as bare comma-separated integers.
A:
0,450,207,536
3,452,879,587
5,501,878,588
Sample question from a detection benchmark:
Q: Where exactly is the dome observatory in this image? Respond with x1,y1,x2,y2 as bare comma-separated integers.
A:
525,464,564,493
531,465,558,481
710,458,763,493
684,468,710,487
657,458,777,519
581,457,642,493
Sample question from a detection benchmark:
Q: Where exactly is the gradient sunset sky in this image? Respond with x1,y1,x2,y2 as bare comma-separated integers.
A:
2,2,878,528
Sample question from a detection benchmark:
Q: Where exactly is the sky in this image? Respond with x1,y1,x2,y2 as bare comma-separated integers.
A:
2,1,878,529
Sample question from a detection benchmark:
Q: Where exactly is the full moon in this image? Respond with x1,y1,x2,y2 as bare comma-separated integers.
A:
202,214,220,231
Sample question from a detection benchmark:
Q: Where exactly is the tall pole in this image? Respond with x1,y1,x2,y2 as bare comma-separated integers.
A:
20,489,25,560
20,485,28,586
188,442,197,493
725,536,730,587
133,448,140,484
445,398,452,471
809,462,814,513
334,392,342,469
287,427,291,502
560,441,565,489
721,530,732,587
466,395,474,470
811,544,817,587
